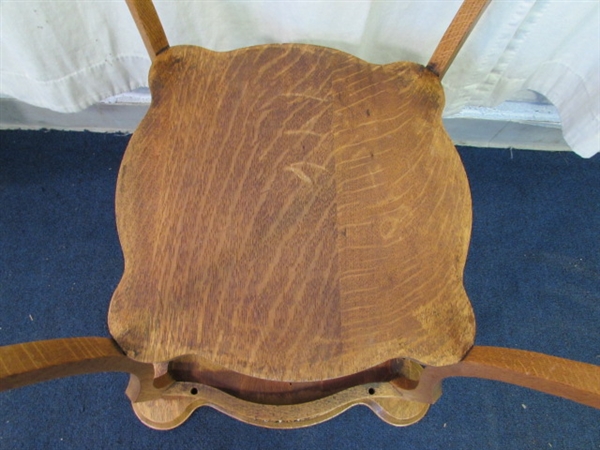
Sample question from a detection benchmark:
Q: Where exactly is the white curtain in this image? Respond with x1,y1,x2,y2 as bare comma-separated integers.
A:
1,0,598,157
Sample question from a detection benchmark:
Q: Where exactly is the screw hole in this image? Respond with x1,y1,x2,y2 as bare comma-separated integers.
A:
190,388,198,395
368,388,375,395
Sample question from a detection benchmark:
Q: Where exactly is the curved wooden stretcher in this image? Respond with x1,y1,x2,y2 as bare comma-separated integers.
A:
1,0,598,430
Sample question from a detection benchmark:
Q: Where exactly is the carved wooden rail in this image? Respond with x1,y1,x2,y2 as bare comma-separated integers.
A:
2,339,598,423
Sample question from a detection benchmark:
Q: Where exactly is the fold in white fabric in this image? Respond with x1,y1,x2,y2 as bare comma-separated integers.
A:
1,1,598,157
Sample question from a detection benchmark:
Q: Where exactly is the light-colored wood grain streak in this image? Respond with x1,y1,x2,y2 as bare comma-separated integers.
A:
108,43,474,383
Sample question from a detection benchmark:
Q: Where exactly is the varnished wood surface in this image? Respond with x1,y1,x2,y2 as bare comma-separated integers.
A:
132,380,429,430
0,338,172,403
427,0,491,78
2,0,598,433
108,44,475,382
167,354,422,406
2,337,597,431
395,346,600,409
131,356,426,429
125,0,169,60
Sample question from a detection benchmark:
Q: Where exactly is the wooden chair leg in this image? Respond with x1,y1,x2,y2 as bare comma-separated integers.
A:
0,337,173,403
394,346,600,409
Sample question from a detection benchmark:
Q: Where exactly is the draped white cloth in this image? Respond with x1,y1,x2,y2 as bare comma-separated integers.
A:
1,0,598,157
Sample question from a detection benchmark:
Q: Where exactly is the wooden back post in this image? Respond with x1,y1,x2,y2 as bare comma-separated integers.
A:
427,0,491,78
125,0,169,60
125,0,491,78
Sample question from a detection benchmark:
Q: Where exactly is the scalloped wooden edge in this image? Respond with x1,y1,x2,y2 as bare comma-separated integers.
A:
130,379,429,430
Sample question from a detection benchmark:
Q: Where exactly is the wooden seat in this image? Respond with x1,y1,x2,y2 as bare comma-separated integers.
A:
1,0,598,430
109,44,474,382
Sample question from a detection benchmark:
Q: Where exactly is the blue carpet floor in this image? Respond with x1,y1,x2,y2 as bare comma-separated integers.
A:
1,130,599,449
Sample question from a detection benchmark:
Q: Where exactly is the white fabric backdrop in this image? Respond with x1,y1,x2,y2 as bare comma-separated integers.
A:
1,0,598,157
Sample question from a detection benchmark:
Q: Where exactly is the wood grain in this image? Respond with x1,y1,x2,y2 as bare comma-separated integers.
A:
132,380,429,430
166,354,422,405
130,356,427,429
108,44,475,382
125,0,169,60
394,346,600,409
0,338,173,402
427,0,491,78
2,0,598,433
